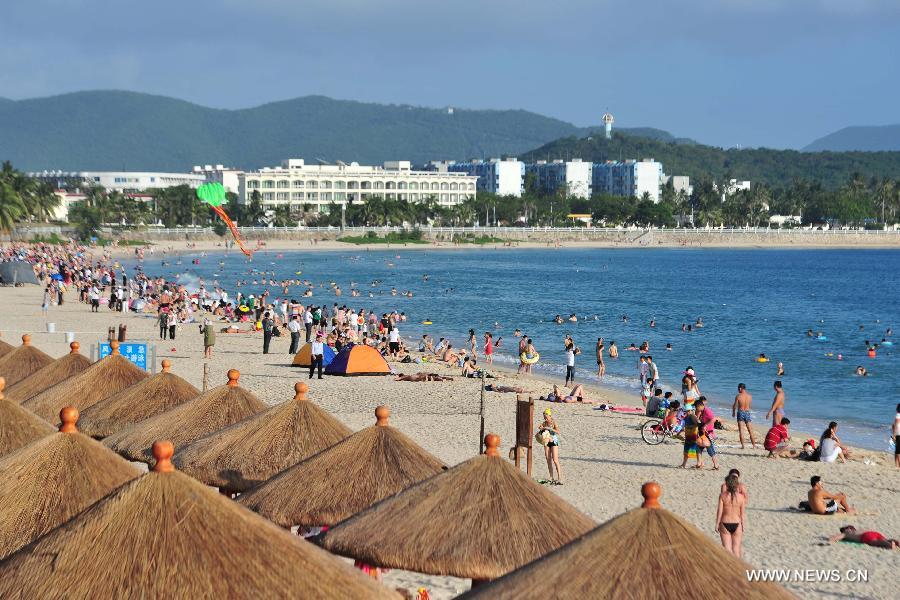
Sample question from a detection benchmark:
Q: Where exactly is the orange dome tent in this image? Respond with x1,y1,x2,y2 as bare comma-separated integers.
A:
324,344,390,376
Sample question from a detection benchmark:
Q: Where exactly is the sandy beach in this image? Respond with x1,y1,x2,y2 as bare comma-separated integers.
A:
2,283,897,599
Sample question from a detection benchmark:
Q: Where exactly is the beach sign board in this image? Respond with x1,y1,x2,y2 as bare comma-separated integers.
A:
99,342,148,371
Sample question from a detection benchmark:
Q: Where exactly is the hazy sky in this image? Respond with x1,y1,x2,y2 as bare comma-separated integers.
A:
2,0,898,149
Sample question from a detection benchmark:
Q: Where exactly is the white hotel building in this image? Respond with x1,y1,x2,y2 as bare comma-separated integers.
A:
29,170,206,193
239,159,477,213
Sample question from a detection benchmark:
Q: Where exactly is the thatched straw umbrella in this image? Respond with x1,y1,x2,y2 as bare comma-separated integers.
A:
5,341,92,404
0,406,141,560
0,334,54,387
0,332,14,358
321,433,594,582
104,369,266,465
78,359,200,439
459,482,796,599
0,440,400,599
174,382,352,494
239,406,445,528
0,377,54,458
23,340,148,424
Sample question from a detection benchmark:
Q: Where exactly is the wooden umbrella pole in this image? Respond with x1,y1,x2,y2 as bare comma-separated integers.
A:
479,371,485,455
202,362,209,392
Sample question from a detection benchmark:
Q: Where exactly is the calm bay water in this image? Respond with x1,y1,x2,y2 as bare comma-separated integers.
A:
132,247,899,451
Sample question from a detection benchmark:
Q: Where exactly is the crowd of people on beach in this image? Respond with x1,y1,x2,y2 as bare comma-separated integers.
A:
6,240,899,562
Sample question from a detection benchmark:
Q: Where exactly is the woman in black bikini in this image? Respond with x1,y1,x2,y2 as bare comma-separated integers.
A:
716,473,746,558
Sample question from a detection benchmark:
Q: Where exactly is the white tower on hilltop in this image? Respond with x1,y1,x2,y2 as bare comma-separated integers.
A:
602,111,614,139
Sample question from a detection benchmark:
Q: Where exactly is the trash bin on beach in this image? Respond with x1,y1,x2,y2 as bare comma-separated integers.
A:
65,332,75,343
46,322,56,333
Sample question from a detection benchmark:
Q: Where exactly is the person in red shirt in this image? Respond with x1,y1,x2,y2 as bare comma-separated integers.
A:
764,417,791,458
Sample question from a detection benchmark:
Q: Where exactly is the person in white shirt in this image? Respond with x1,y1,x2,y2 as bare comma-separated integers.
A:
564,341,576,386
388,327,400,358
288,315,303,354
309,334,325,379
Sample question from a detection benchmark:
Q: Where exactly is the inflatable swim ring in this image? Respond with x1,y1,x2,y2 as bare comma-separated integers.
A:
755,358,769,363
816,336,828,342
422,321,433,325
882,340,893,346
520,352,540,365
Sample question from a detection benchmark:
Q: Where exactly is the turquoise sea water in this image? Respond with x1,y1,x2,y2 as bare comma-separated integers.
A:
133,247,899,451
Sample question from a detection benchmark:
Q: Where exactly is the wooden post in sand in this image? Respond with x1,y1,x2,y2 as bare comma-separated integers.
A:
479,372,486,455
514,394,534,476
202,362,210,392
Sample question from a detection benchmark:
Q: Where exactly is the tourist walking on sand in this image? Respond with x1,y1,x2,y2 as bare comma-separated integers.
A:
262,311,275,354
167,310,177,340
681,405,702,469
158,309,168,339
288,314,302,354
716,473,746,558
766,380,786,427
309,333,325,379
468,329,477,359
202,318,215,359
732,383,757,449
483,332,493,365
596,338,605,378
539,408,563,485
696,397,720,470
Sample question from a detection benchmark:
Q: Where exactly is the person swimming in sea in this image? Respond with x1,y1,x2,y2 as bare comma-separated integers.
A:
855,366,868,376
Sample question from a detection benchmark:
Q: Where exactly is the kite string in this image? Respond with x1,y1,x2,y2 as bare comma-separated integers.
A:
210,205,253,258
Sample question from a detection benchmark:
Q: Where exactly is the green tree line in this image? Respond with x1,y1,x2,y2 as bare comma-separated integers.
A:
0,161,61,230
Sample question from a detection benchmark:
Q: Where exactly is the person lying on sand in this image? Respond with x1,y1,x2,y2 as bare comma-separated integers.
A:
808,475,855,515
541,384,596,404
827,526,899,550
484,383,526,394
394,372,454,382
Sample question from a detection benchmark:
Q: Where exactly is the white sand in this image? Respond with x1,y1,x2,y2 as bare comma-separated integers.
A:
2,284,897,599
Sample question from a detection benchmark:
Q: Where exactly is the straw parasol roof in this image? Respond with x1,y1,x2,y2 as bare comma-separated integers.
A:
174,382,352,493
321,433,595,580
23,340,148,425
0,332,14,358
0,407,141,560
78,359,200,439
0,377,54,458
239,406,445,527
0,334,55,387
4,341,92,404
0,441,400,599
103,369,266,464
459,482,796,599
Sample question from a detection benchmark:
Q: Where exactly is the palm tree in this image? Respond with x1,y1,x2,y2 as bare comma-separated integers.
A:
32,182,61,222
0,181,25,231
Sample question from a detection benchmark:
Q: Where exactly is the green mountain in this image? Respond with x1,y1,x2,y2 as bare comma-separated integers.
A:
803,125,900,152
0,90,678,171
523,133,900,188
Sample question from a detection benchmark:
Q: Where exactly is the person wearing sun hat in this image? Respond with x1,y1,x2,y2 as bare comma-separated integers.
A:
538,408,563,485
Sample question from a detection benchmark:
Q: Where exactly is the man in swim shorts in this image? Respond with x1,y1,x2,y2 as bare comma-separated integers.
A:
731,383,756,449
894,403,900,469
765,380,786,427
808,476,855,515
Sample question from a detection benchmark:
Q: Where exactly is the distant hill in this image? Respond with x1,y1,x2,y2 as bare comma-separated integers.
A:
803,125,900,152
523,133,900,189
0,90,679,171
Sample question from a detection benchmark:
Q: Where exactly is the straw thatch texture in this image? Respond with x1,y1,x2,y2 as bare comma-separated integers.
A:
103,370,266,464
4,342,92,404
0,377,54,458
174,382,351,492
321,433,594,579
79,360,200,438
460,483,796,600
0,441,400,599
239,406,445,527
0,333,14,358
0,407,141,559
0,335,54,387
22,342,148,425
